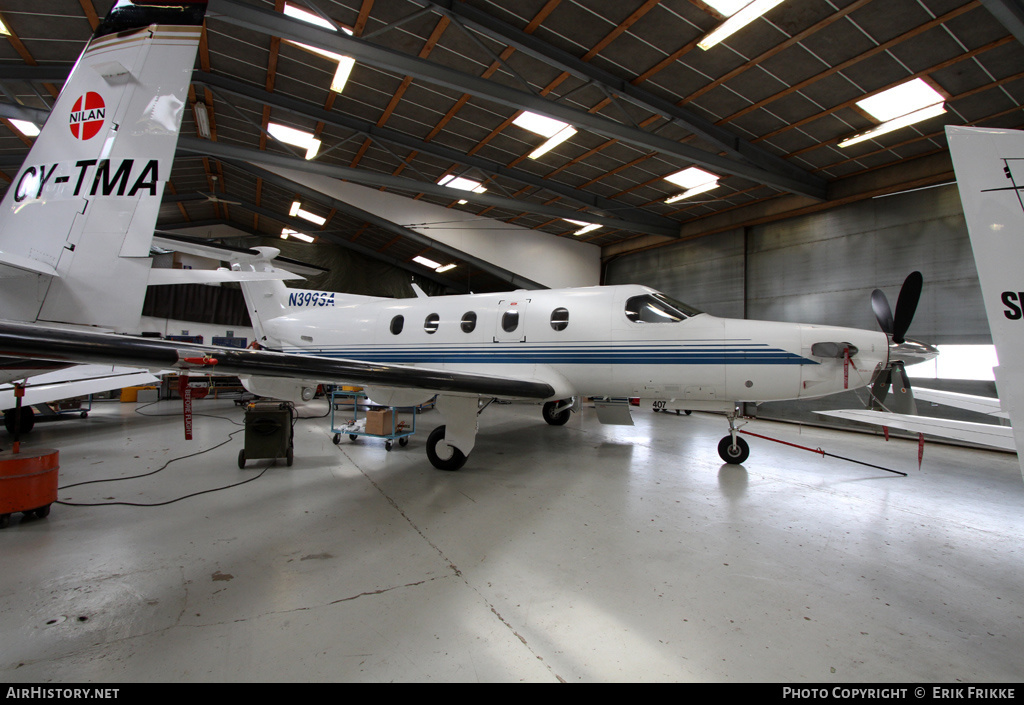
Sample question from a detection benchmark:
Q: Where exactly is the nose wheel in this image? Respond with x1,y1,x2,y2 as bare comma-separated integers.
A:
718,412,749,464
718,435,749,464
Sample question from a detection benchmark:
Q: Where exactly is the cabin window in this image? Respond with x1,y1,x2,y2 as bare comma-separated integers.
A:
624,293,702,323
502,310,519,333
390,315,404,335
550,307,569,331
461,311,477,333
424,313,440,334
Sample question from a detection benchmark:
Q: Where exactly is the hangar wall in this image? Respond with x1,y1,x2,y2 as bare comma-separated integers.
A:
606,184,989,346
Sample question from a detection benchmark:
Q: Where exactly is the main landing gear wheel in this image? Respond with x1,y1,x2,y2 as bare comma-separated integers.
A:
542,400,571,426
718,435,749,464
426,425,467,471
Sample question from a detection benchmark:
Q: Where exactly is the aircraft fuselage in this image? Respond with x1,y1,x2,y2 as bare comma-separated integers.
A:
256,284,889,409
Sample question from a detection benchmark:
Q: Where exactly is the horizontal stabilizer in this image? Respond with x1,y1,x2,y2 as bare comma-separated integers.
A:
817,409,1016,452
152,233,328,277
148,268,303,286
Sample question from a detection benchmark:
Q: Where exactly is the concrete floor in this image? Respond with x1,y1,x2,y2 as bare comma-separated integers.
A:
1,396,1022,682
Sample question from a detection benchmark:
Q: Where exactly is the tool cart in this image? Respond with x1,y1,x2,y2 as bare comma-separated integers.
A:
329,390,416,451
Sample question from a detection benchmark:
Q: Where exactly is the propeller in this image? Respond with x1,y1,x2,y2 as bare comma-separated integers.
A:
868,271,925,415
871,271,922,345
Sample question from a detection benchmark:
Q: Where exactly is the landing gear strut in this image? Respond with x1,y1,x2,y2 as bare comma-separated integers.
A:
718,412,749,464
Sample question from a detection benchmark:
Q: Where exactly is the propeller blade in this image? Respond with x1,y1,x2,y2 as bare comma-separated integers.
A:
868,367,892,410
892,271,923,344
889,362,917,416
871,289,894,336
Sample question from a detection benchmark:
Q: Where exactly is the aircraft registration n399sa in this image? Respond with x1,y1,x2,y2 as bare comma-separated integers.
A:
0,0,902,471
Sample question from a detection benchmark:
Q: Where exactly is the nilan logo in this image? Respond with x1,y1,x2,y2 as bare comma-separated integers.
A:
69,92,105,140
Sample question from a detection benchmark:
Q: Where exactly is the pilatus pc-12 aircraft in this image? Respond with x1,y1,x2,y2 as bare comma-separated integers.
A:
0,0,928,471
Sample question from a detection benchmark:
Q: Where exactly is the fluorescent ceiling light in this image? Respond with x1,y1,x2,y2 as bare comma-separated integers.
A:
562,218,601,236
192,102,211,139
838,103,947,148
267,121,321,159
663,166,719,203
8,119,40,137
280,228,314,243
698,0,786,50
438,174,487,194
0,17,10,36
528,126,577,159
435,263,456,273
289,201,327,225
283,2,335,31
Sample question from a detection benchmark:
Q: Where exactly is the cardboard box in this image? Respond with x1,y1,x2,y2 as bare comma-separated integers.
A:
364,408,394,436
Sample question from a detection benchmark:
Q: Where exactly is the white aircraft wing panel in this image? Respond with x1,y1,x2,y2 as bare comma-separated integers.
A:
817,409,1016,452
0,365,159,409
912,388,1007,418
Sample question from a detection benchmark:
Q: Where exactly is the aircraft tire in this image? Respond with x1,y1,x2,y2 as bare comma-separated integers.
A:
3,406,35,435
426,425,467,471
718,435,749,464
542,400,571,426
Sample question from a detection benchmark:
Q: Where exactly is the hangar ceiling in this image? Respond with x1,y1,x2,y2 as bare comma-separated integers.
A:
1,0,1023,291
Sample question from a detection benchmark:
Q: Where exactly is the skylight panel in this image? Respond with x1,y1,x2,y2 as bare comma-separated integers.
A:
438,175,487,193
856,78,944,122
413,255,456,272
663,167,719,203
698,0,787,50
267,122,321,160
282,3,356,93
289,201,327,226
562,219,601,236
8,119,39,138
513,111,577,159
283,2,335,31
839,78,946,148
280,228,314,243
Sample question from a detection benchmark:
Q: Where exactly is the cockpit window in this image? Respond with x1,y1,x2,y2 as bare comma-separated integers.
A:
624,293,702,323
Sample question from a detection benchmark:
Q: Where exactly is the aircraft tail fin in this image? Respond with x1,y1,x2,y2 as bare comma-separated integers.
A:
946,125,1024,475
234,247,378,347
0,0,207,331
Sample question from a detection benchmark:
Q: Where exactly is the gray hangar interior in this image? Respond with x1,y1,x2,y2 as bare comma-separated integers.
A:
1,0,1023,683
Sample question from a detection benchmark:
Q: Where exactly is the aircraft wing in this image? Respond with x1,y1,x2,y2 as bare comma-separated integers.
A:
912,387,1007,418
0,320,555,401
816,409,1016,452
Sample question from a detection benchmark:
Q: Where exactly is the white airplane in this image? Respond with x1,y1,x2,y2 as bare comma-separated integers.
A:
818,126,1024,479
0,0,925,471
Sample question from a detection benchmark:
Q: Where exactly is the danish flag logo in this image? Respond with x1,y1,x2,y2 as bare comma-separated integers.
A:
69,92,106,140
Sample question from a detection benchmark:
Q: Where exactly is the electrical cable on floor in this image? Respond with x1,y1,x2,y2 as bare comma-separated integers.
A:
55,397,331,508
738,429,908,476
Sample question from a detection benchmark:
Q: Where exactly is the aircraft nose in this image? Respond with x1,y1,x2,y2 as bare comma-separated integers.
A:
800,325,890,398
